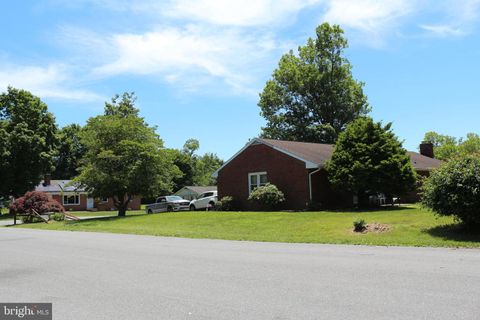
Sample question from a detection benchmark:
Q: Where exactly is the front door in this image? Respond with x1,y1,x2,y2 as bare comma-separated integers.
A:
87,197,94,210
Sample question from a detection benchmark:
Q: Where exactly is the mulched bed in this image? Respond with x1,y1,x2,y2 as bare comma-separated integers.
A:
353,223,391,234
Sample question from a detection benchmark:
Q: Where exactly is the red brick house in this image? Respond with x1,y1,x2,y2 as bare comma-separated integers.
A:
35,176,141,211
213,138,443,210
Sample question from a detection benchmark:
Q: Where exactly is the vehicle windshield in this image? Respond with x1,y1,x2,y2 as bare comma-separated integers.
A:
166,196,183,202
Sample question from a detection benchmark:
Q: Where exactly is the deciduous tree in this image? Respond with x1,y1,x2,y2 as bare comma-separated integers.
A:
423,131,480,160
53,124,85,179
0,87,57,197
259,23,369,143
77,93,180,216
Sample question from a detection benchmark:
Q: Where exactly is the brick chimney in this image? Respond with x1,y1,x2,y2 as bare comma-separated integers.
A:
419,142,434,158
44,174,51,186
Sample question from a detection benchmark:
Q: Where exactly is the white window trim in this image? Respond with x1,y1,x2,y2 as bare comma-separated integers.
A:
63,194,80,205
248,172,267,194
100,197,109,203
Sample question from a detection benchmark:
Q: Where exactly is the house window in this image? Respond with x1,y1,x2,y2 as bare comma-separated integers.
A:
248,172,267,193
100,197,108,203
63,194,80,205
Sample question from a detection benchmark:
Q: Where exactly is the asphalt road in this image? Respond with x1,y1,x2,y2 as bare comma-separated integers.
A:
1,228,479,320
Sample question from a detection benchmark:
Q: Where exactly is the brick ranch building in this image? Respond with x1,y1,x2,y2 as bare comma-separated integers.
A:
35,176,141,211
214,138,443,210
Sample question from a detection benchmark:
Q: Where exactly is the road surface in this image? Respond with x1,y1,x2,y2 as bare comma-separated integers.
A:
0,228,479,319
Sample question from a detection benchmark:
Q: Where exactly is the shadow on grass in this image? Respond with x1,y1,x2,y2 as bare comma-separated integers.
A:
65,213,148,224
309,205,414,213
424,224,480,243
0,213,13,220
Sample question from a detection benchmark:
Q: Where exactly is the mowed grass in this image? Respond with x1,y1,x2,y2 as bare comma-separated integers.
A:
14,205,480,248
67,210,145,218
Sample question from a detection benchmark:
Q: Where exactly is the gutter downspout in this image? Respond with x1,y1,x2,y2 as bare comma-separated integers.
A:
308,168,321,203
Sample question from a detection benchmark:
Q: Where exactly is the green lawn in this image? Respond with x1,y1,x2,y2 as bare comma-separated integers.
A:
11,205,480,248
66,210,145,218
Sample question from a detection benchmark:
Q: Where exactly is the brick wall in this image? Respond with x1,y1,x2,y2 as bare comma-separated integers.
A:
310,169,353,207
52,194,87,211
217,143,310,210
51,194,141,211
95,196,142,211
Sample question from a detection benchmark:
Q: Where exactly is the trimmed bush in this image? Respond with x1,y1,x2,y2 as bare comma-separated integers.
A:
422,155,480,226
248,183,285,211
21,215,44,224
216,196,236,211
53,212,65,221
10,191,64,215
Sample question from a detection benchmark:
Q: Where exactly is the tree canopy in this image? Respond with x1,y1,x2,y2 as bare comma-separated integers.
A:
76,93,180,216
0,87,57,197
422,155,480,226
326,117,417,205
104,92,139,118
423,131,480,161
170,139,223,191
259,23,370,143
52,124,85,179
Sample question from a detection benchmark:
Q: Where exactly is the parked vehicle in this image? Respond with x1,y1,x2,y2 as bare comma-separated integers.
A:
189,191,218,211
145,196,190,214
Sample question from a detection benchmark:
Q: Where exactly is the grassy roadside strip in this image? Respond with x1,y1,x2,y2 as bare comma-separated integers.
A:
12,205,480,248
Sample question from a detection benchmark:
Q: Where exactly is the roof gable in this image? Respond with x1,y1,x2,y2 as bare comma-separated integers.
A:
212,138,320,177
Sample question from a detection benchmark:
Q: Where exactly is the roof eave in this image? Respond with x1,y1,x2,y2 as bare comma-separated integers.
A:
211,138,321,178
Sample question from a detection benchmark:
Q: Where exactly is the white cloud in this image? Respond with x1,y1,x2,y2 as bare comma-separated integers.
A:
50,0,322,27
40,0,480,101
321,0,417,45
0,63,103,102
165,0,321,27
420,24,465,37
419,0,480,37
448,0,480,22
90,25,281,95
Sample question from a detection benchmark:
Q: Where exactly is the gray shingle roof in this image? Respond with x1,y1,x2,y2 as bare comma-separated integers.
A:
259,138,443,171
407,152,443,171
260,139,335,166
35,180,86,193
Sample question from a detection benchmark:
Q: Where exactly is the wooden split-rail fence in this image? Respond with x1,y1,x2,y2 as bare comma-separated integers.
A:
13,209,80,225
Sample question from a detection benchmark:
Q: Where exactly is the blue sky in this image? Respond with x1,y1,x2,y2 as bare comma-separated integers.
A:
1,0,479,160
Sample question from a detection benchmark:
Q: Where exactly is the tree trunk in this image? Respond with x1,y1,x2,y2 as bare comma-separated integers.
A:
115,194,132,217
114,194,127,217
118,206,127,217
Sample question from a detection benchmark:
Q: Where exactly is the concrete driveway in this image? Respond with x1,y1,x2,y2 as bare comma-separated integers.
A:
0,228,479,320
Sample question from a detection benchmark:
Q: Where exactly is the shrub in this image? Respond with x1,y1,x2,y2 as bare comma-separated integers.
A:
0,197,10,215
20,215,43,224
10,191,64,214
422,155,480,226
353,219,366,232
248,183,285,210
53,212,65,221
307,202,323,211
216,196,236,211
